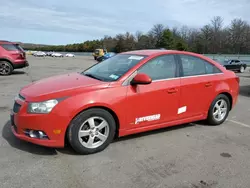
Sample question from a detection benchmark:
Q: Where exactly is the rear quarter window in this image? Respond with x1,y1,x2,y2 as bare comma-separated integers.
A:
180,54,222,76
205,61,222,74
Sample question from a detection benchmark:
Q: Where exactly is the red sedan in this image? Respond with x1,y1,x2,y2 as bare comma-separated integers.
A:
10,50,239,154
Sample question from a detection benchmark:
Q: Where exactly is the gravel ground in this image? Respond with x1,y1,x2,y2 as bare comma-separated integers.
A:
1,55,250,188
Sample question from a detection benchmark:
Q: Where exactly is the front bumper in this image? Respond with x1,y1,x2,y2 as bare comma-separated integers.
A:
10,99,70,148
11,125,61,147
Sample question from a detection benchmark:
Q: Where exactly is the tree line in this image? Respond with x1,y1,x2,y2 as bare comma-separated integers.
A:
25,16,250,54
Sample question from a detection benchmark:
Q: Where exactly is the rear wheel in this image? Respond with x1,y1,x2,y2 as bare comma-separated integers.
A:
206,94,230,125
0,61,13,76
67,108,116,154
239,66,245,73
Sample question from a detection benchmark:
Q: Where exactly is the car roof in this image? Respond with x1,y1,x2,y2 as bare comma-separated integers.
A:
229,59,240,61
0,40,17,44
121,49,197,56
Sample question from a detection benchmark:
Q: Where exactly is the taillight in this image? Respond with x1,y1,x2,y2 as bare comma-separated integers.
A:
16,52,25,59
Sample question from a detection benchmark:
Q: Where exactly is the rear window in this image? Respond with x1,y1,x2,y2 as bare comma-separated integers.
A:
0,44,21,51
16,44,24,52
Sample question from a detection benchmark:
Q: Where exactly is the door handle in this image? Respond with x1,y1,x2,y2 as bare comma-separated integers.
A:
205,82,212,87
167,88,178,94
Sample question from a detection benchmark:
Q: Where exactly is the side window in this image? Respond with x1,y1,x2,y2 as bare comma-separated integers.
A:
180,55,221,76
138,55,177,80
205,61,222,74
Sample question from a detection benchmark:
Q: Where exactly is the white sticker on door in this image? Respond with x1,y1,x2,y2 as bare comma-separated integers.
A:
178,106,187,114
135,114,161,124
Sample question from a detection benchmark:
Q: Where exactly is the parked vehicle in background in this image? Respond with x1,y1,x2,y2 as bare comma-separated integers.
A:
25,51,33,55
65,53,75,57
33,51,46,57
46,52,54,56
96,52,116,62
51,52,64,57
11,50,239,154
217,59,247,73
0,40,28,75
92,48,107,60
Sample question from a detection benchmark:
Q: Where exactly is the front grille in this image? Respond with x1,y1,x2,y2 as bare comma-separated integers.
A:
13,102,21,113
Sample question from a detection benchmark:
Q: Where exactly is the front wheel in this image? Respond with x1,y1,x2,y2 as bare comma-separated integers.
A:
67,108,116,154
206,94,230,125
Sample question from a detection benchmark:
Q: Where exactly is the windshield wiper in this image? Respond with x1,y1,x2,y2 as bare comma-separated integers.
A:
83,73,103,81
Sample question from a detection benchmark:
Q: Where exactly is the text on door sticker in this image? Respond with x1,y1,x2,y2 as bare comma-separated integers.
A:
135,114,161,124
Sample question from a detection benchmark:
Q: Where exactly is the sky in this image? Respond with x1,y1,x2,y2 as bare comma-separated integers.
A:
0,0,249,45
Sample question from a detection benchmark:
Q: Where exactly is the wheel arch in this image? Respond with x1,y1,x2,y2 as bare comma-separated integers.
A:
65,105,120,145
0,58,14,68
218,92,233,111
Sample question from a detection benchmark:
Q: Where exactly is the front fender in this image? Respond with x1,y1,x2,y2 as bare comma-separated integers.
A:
71,102,118,120
55,86,128,129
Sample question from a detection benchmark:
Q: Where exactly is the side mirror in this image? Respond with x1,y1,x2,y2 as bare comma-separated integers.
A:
130,73,152,85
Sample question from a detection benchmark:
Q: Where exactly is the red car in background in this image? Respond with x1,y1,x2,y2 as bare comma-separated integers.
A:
10,50,239,154
0,40,28,75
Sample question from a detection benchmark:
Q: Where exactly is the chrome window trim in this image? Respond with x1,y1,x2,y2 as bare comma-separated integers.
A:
122,72,224,86
179,72,224,79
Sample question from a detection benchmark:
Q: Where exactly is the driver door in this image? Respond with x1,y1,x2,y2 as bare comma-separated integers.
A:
125,54,181,129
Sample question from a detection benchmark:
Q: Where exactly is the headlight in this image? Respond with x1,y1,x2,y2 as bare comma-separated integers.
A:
28,99,59,114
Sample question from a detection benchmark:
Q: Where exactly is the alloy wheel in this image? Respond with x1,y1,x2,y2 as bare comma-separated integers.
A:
78,116,109,149
0,62,11,75
212,99,228,122
240,66,245,73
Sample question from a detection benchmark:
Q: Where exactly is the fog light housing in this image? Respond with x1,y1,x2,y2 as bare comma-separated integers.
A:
24,129,49,139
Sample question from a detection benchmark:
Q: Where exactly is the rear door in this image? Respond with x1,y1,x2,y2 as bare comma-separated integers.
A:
125,54,181,128
177,54,223,119
226,60,240,71
233,60,241,70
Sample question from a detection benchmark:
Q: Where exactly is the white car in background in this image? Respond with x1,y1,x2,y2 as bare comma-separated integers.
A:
33,51,46,57
51,52,64,57
65,53,75,57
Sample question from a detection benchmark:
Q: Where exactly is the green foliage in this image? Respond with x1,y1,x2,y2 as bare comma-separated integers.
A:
158,29,174,49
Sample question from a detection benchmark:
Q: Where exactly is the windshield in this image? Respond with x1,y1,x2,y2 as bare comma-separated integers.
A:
82,54,147,82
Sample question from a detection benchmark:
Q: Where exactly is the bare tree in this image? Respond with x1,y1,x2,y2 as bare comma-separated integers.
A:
229,18,249,53
149,24,165,47
210,16,224,53
200,24,212,53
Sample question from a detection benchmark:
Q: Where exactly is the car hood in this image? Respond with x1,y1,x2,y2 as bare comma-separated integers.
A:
20,72,109,101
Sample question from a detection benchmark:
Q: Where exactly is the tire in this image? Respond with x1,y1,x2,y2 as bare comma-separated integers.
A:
67,108,116,154
0,61,14,76
206,94,230,125
94,56,97,60
239,66,245,73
